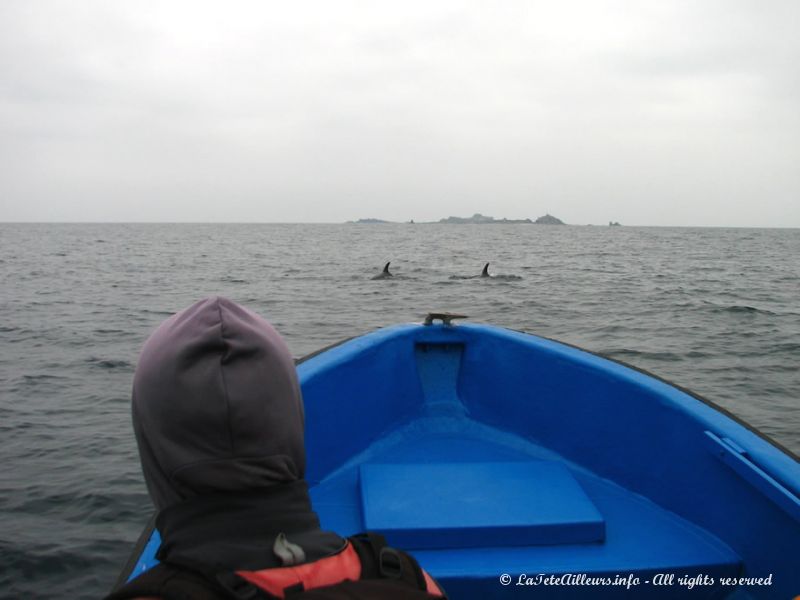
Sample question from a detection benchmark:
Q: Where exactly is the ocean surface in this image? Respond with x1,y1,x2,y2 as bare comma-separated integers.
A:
1,223,798,599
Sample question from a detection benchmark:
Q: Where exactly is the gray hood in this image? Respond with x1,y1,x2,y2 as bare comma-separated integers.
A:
132,297,305,511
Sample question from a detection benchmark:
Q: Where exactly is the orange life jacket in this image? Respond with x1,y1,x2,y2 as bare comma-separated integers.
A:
235,539,444,598
106,533,446,600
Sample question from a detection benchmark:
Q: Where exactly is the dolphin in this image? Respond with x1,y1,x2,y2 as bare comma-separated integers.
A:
481,262,491,278
372,262,393,280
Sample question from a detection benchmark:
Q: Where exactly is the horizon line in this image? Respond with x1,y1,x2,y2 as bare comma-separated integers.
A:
1,221,799,229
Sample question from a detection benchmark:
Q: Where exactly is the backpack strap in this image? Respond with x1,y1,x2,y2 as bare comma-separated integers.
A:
226,534,446,599
348,533,446,598
232,541,362,598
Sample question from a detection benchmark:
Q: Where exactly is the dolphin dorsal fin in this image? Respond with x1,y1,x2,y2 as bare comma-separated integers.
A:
383,262,391,274
482,262,490,276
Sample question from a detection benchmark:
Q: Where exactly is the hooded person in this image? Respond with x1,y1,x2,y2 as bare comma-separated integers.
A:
105,297,445,600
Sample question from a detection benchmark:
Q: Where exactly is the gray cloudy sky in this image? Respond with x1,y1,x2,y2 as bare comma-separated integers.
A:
1,1,798,226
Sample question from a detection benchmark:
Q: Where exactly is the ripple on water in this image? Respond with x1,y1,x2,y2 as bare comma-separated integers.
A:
85,357,133,370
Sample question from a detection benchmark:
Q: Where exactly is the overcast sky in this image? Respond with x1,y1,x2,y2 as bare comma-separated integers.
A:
1,1,798,226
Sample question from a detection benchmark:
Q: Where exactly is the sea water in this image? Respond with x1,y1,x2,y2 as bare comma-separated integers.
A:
1,223,798,598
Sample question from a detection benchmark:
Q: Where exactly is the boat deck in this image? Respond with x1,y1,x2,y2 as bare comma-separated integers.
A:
310,416,744,599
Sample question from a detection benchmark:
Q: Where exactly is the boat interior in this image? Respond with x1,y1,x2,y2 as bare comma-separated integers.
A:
297,322,800,599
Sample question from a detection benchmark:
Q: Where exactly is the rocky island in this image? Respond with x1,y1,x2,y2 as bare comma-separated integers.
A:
438,213,533,224
534,214,565,225
348,213,567,225
349,218,393,224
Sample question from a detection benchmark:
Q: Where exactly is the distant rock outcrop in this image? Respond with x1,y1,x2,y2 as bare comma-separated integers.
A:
534,214,565,225
349,218,393,224
439,213,494,224
439,213,533,224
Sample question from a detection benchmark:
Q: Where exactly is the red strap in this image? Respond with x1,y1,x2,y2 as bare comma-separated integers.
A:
235,542,362,598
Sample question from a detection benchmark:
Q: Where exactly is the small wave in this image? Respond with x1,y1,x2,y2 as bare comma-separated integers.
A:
491,274,523,281
593,324,627,334
18,374,71,391
11,489,134,524
220,276,249,284
758,342,800,356
447,274,523,281
22,373,66,381
3,542,93,576
86,357,132,369
718,305,776,316
601,348,683,362
29,299,74,306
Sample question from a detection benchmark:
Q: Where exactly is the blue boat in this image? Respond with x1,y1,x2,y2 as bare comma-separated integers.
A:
117,316,800,599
